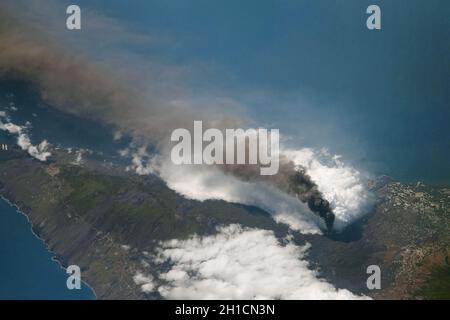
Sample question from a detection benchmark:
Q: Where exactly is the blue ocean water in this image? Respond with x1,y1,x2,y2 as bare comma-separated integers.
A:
0,198,95,299
0,81,122,300
73,0,450,184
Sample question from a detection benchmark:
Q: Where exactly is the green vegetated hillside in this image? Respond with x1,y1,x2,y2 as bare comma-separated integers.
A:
0,147,289,298
0,146,449,299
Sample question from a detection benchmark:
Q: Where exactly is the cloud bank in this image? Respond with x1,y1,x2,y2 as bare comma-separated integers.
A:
134,224,367,300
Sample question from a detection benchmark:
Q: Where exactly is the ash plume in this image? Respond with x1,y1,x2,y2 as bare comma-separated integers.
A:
221,159,335,230
0,6,336,230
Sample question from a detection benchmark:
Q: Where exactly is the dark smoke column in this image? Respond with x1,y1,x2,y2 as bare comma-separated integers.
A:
222,161,336,231
286,169,335,231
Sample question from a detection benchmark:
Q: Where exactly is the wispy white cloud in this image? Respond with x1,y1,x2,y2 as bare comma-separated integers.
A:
0,113,51,161
132,272,154,294
125,146,155,175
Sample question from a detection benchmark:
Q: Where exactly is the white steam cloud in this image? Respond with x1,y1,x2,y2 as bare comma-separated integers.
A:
284,148,372,231
134,224,367,300
152,155,324,234
126,143,371,234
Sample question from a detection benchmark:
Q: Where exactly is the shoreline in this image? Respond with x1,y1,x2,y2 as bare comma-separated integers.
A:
0,195,98,300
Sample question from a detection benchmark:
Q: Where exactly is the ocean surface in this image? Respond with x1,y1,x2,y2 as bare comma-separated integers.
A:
0,198,95,299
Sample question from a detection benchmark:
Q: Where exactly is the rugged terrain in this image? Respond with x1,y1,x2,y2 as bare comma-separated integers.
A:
0,145,449,299
305,176,450,299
